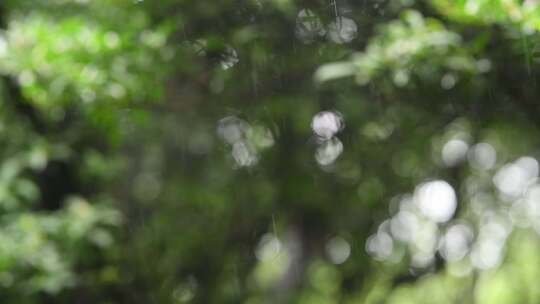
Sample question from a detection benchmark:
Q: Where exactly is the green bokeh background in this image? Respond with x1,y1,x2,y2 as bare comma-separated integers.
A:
1,0,540,303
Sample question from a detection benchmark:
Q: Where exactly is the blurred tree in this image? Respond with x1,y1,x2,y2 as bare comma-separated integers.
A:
1,0,540,303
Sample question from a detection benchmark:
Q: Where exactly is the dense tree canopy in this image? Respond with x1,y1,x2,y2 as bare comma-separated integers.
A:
1,0,540,303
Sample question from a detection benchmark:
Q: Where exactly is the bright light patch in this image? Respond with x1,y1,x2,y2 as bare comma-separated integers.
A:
232,141,258,167
470,238,503,269
439,223,473,262
411,220,438,254
315,137,343,166
493,157,538,199
441,139,469,167
295,9,326,44
0,35,7,58
325,236,351,264
525,184,540,216
366,231,393,261
468,142,496,170
415,180,457,223
327,17,358,44
220,45,239,70
390,210,419,242
217,116,249,145
311,111,344,140
441,73,457,89
411,251,434,268
255,234,282,261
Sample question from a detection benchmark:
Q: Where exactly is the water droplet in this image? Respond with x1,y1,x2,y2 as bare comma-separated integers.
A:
217,116,249,145
315,137,343,166
311,111,344,140
327,17,357,44
220,45,239,70
295,9,326,44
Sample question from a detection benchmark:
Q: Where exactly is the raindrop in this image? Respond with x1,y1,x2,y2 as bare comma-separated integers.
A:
217,116,249,145
220,45,239,70
295,9,326,44
311,111,344,139
255,234,282,261
327,17,357,43
315,137,343,166
232,141,257,167
172,278,197,303
247,125,274,149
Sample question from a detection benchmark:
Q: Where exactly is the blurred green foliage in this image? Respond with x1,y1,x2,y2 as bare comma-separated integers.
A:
1,0,540,303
